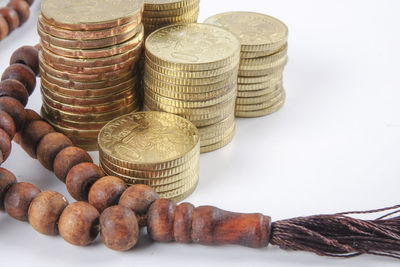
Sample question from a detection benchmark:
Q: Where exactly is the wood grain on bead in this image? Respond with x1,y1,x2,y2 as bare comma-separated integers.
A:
66,162,104,201
1,63,36,95
100,205,139,251
0,167,16,210
10,46,39,75
13,108,40,144
58,202,100,246
0,110,16,139
173,202,194,243
0,79,29,106
0,7,19,32
119,184,159,215
36,132,72,171
147,198,176,242
4,182,40,221
0,96,26,132
28,191,68,236
53,146,92,183
0,15,9,40
20,120,54,158
88,176,127,213
0,128,11,161
7,0,30,24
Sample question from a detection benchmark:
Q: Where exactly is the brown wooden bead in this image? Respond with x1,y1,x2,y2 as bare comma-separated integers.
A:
0,128,11,161
119,184,159,215
0,7,19,32
0,110,16,139
58,202,100,246
7,0,30,24
0,79,29,107
10,46,39,76
100,205,139,251
13,109,40,144
173,202,195,243
36,132,72,171
147,198,176,242
1,63,36,95
28,191,68,236
0,167,16,210
4,182,40,221
0,15,9,40
66,162,104,201
88,176,127,213
20,120,54,158
0,96,26,132
53,146,92,183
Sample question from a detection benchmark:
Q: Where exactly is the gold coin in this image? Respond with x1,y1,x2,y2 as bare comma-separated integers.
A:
237,76,282,91
143,1,199,17
98,111,200,169
145,85,236,108
198,112,235,138
142,7,199,23
145,23,240,71
154,176,198,197
237,69,283,84
40,0,144,31
200,127,235,153
240,44,288,66
237,82,283,98
236,87,283,105
239,55,288,71
200,124,235,147
235,91,284,111
240,49,283,59
144,0,199,11
167,181,197,202
204,11,288,53
42,114,100,139
235,98,285,118
143,15,198,34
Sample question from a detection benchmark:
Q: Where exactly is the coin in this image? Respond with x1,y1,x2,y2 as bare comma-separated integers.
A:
142,7,199,23
145,23,240,71
40,0,144,31
144,0,199,11
237,83,283,98
200,124,235,147
200,127,235,153
237,76,282,91
204,11,288,53
143,1,198,17
235,92,284,111
236,87,283,105
238,57,288,77
235,98,285,118
240,44,288,66
237,70,284,84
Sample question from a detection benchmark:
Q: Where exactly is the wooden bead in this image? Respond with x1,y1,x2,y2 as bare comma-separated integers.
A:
0,96,26,132
28,191,68,236
58,202,100,246
0,15,9,40
119,184,159,214
0,7,19,32
13,109,40,144
23,0,34,6
66,162,104,201
20,120,54,158
53,146,92,183
0,167,16,210
10,46,39,76
4,182,40,221
0,110,16,139
36,132,72,171
0,128,11,161
0,79,29,107
7,0,30,24
100,205,139,251
147,199,176,242
173,202,194,243
88,176,127,213
1,63,36,95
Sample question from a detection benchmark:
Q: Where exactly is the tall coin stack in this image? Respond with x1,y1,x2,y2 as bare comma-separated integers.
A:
143,24,240,153
143,0,200,36
205,12,289,118
38,0,144,150
98,112,200,202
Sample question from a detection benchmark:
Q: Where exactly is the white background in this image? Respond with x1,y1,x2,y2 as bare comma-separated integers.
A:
1,0,400,266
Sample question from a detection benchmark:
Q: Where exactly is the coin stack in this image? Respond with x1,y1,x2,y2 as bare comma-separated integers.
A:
38,0,144,150
98,112,200,202
205,12,289,118
142,0,200,36
143,23,240,153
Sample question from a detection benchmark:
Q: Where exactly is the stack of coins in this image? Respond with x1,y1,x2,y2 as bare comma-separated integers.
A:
205,12,288,118
38,0,144,150
98,112,200,202
143,0,200,36
143,23,240,153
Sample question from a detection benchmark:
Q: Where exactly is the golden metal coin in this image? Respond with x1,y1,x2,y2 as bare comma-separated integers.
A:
237,76,282,91
143,1,199,17
235,98,285,118
241,49,284,59
239,55,288,71
145,85,236,108
237,69,284,84
145,23,240,71
200,124,235,147
204,11,288,53
198,113,235,138
40,0,144,31
235,91,284,111
144,0,199,11
98,111,200,169
143,15,198,34
240,44,288,66
237,82,283,98
236,87,283,105
143,9,199,24
200,128,235,153
167,181,197,202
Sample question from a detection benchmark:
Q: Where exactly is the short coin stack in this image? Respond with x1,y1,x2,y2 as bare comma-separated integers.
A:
98,112,200,202
143,23,240,153
38,0,144,150
143,0,200,36
205,12,288,118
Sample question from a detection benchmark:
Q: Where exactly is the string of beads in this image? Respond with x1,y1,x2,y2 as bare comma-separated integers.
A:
0,0,34,41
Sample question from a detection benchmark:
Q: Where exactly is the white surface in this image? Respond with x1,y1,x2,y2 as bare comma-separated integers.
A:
1,0,400,266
